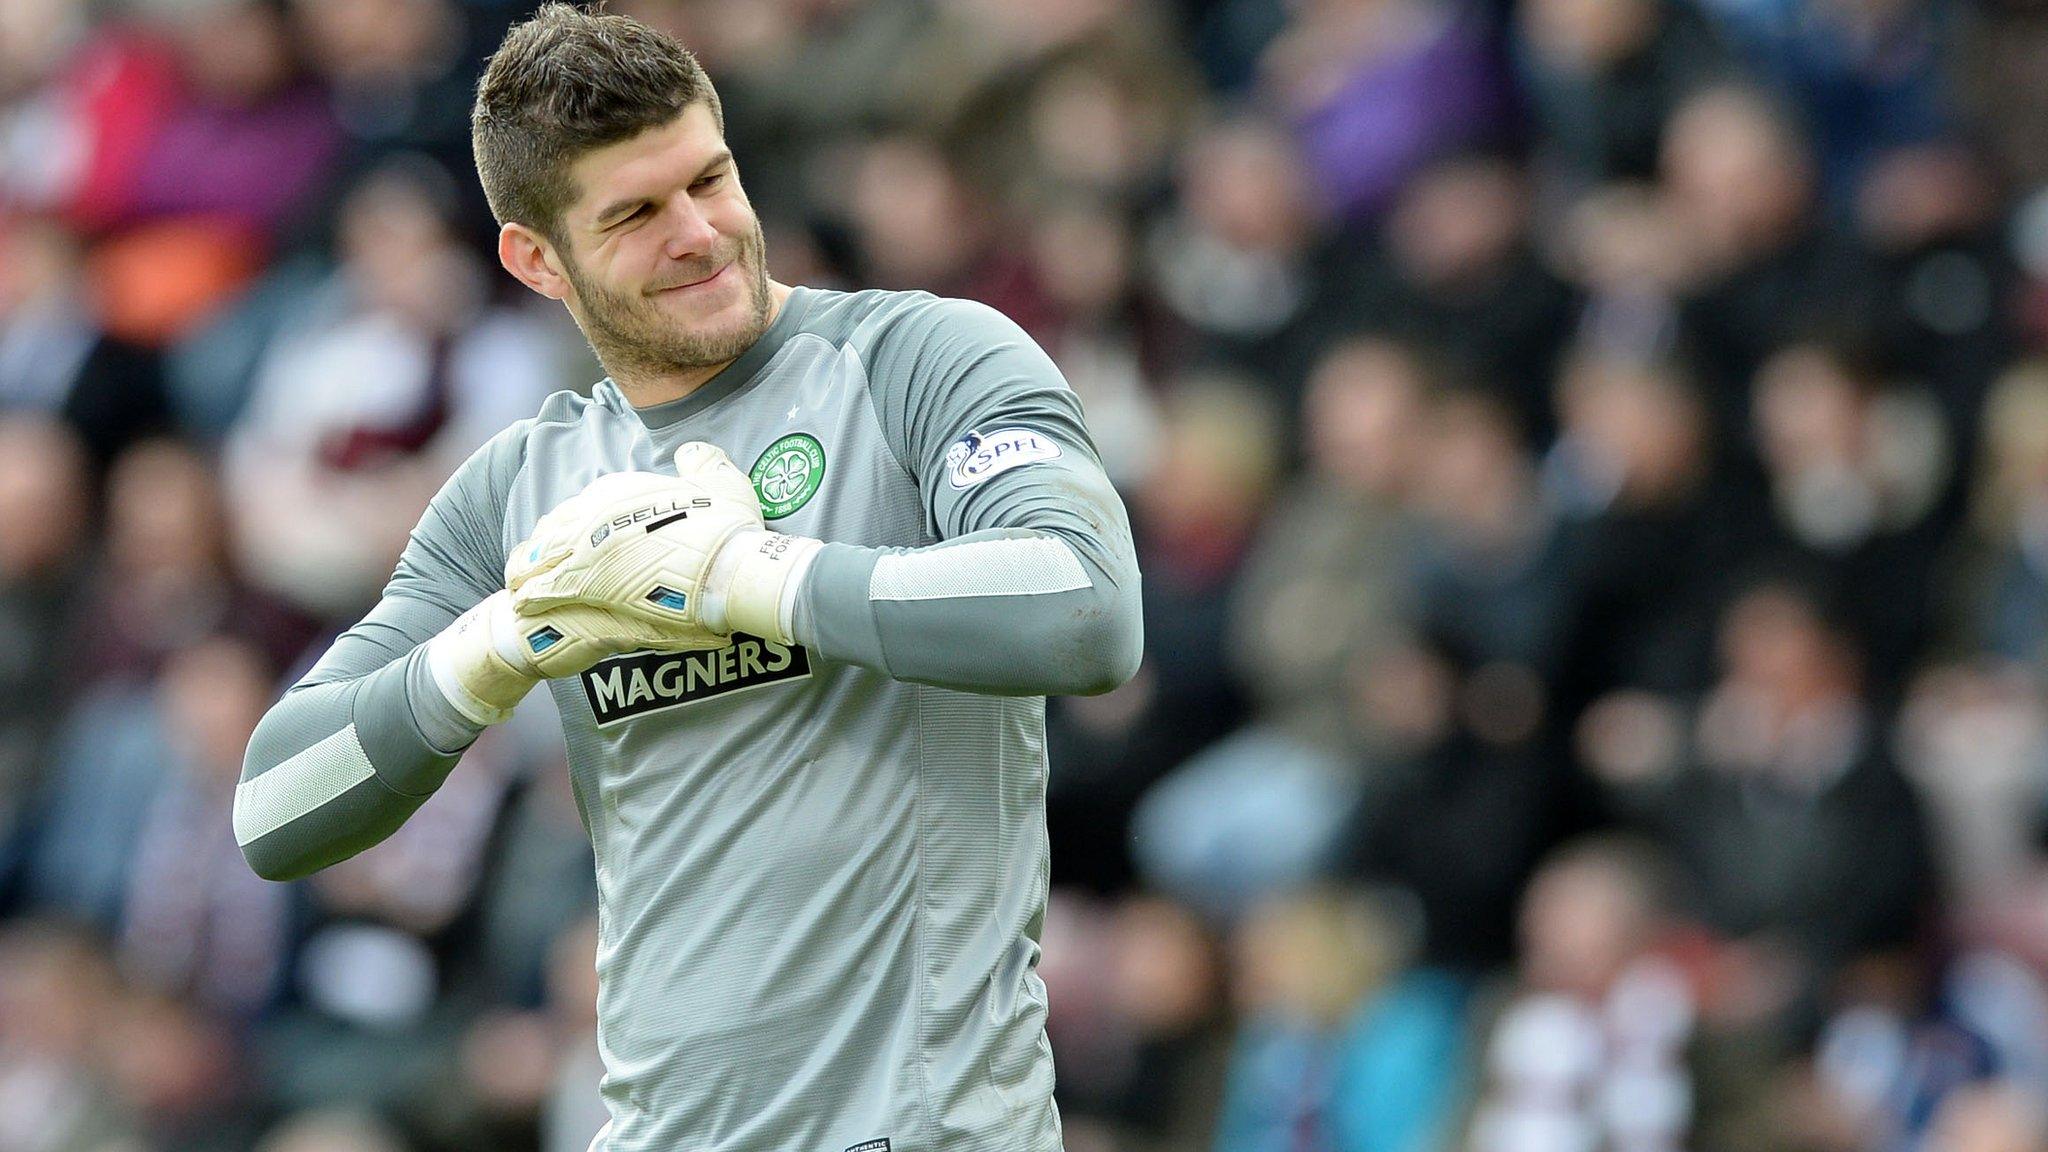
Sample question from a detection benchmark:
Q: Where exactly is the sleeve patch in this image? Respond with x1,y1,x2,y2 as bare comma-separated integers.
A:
234,723,376,846
945,427,1063,489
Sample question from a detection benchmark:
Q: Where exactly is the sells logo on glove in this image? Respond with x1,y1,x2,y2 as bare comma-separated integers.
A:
589,497,715,547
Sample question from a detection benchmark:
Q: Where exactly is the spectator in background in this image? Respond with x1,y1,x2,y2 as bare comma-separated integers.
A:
1127,338,1436,920
0,419,93,899
650,0,943,221
1146,117,1340,408
1925,1081,2048,1152
1022,197,1166,487
222,156,570,618
22,634,294,991
1258,0,1510,223
1895,663,2048,909
0,0,90,205
21,675,172,930
1854,143,2016,452
451,915,603,1152
0,921,138,1152
1796,948,2048,1152
260,726,515,1112
287,0,490,239
70,439,318,691
97,988,251,1152
121,0,339,238
839,0,1146,148
1048,376,1280,891
35,0,345,351
115,636,293,1021
1960,0,2048,189
1748,339,1952,702
1229,336,1432,755
959,25,1201,210
1951,361,2048,672
0,213,171,471
1038,895,1230,1151
0,0,177,227
1690,0,1953,198
1344,154,1580,441
1212,887,1466,1152
1556,181,1693,361
1664,84,1873,432
1463,837,1697,1152
1545,352,1739,714
838,131,1051,332
1582,577,1937,996
1407,387,1583,679
1335,634,1573,969
1512,0,1728,188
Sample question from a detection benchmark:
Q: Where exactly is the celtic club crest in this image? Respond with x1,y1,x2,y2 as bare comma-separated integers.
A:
748,433,826,519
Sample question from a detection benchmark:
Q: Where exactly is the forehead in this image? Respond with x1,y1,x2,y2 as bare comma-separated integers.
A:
565,102,726,221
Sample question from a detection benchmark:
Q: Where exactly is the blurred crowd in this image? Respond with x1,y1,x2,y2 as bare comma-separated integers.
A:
4,0,2048,1149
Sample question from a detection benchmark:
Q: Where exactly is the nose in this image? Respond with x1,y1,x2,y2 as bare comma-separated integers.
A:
661,193,720,262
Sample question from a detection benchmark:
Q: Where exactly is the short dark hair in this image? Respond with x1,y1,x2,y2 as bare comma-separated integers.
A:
471,2,724,243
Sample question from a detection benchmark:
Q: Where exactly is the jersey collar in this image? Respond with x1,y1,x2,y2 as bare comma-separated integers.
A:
598,284,815,429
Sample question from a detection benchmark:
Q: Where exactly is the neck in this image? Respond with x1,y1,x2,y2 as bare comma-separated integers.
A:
610,280,794,408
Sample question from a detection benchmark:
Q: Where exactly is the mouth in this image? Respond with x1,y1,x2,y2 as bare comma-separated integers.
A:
652,262,733,295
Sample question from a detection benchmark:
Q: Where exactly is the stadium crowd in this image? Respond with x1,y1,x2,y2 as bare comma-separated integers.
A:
3,0,2048,1148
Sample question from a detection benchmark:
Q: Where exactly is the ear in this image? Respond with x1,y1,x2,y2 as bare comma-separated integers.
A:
498,222,571,302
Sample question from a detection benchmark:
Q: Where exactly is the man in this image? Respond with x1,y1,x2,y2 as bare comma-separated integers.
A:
233,6,1143,1152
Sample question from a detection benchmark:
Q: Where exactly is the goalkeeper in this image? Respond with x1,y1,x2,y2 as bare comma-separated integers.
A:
234,6,1140,1152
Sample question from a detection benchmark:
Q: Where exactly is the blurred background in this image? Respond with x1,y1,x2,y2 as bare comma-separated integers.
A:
5,0,2048,1149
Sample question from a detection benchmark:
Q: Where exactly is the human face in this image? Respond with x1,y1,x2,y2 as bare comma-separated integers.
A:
550,103,772,380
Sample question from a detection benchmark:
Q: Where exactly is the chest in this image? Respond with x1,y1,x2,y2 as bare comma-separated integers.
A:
506,335,930,556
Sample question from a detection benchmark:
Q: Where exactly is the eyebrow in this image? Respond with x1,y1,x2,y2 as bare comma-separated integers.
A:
591,150,734,229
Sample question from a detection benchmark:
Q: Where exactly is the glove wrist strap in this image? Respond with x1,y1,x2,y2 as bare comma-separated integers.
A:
708,530,824,644
425,590,539,726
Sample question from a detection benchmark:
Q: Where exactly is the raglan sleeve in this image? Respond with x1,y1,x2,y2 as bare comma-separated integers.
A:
793,295,1143,696
235,424,525,881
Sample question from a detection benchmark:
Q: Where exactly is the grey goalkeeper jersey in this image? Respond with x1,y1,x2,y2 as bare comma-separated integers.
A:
235,286,1143,1152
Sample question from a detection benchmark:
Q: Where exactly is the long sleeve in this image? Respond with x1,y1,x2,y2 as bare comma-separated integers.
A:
794,296,1143,696
236,425,523,881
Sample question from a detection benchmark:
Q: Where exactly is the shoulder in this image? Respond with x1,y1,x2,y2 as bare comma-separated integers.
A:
797,287,1037,363
448,387,600,496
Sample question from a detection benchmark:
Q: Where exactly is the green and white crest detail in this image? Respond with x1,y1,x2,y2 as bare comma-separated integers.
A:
749,433,826,519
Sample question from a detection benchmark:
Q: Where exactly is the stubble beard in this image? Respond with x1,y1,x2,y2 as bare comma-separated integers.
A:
563,218,773,384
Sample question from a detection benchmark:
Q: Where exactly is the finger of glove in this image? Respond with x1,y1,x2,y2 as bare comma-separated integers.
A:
510,471,694,591
506,504,593,589
522,602,724,676
506,491,607,590
673,442,763,514
515,514,724,612
517,607,620,679
506,529,574,592
508,560,593,609
541,471,692,538
672,440,738,477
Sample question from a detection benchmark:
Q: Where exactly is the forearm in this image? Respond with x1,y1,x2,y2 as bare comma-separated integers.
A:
237,597,489,881
795,524,1142,696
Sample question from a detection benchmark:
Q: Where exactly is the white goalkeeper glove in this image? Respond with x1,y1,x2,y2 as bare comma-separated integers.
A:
423,589,670,726
507,442,822,647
